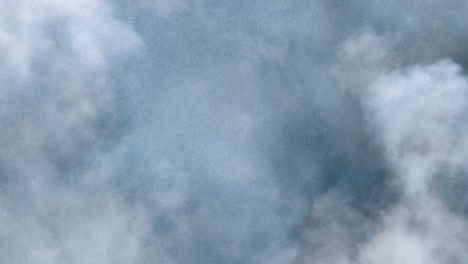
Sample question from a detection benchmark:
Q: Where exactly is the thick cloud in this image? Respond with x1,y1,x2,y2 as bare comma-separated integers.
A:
0,0,148,263
297,59,468,264
3,0,468,263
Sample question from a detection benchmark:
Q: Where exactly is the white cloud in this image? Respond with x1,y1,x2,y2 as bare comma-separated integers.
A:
0,0,149,263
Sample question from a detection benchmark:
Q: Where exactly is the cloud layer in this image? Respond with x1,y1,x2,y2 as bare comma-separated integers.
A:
2,0,468,263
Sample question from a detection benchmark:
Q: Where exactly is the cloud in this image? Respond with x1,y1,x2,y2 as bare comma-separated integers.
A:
3,0,468,263
297,59,468,264
0,0,147,263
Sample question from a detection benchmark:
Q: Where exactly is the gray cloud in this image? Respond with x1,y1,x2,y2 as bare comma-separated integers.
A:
2,0,468,263
0,0,147,263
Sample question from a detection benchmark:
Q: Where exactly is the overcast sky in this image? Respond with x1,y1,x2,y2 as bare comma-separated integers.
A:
2,1,468,263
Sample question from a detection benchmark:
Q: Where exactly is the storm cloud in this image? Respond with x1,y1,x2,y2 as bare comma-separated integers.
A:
2,0,468,263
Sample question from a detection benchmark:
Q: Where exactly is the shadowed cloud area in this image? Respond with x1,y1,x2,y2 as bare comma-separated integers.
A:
2,0,468,263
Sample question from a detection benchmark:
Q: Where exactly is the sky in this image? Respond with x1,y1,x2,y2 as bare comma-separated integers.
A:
2,0,468,263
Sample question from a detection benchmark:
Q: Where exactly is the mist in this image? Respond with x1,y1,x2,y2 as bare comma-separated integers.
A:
1,1,468,263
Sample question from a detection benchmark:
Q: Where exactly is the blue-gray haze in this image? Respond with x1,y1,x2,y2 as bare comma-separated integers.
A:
2,1,468,263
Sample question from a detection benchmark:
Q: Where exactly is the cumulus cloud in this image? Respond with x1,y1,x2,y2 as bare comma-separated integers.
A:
298,59,468,264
